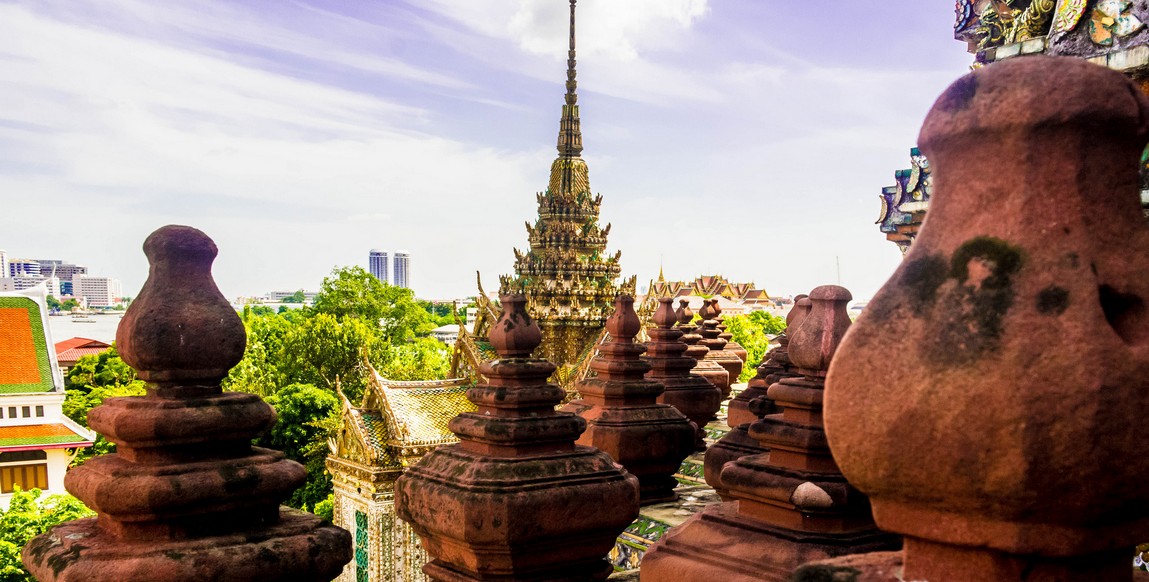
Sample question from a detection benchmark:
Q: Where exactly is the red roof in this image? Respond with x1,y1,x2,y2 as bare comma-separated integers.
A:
54,338,111,365
54,338,110,355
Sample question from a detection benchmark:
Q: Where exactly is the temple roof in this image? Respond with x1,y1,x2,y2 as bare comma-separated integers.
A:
0,292,63,395
331,364,475,470
55,337,113,365
0,423,94,452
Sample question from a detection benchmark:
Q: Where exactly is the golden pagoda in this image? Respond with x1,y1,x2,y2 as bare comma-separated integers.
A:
454,0,635,390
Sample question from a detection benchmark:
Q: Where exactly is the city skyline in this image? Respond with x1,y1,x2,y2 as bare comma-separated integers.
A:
0,1,973,301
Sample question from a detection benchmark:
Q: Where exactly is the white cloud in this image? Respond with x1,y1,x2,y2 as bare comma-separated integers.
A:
0,3,543,299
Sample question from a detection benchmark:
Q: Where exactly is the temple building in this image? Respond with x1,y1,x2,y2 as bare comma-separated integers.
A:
327,366,475,582
0,289,96,508
453,0,635,392
879,1,1149,252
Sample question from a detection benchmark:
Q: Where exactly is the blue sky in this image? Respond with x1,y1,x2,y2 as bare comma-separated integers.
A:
0,0,974,301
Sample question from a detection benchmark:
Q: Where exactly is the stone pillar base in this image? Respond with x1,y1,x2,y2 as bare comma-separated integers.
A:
640,502,897,582
23,508,350,582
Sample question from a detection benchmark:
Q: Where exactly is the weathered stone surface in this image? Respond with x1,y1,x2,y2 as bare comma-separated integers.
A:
643,286,896,582
644,297,722,452
824,56,1149,581
396,294,639,581
563,295,695,504
22,225,350,582
698,300,743,393
678,300,730,398
727,295,808,428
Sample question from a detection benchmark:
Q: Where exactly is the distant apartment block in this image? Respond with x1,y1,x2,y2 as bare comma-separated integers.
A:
8,259,40,278
0,251,8,280
369,249,389,284
73,275,122,307
266,290,318,302
393,250,410,289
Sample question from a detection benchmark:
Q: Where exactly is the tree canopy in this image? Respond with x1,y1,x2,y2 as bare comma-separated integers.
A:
723,311,788,382
0,489,93,582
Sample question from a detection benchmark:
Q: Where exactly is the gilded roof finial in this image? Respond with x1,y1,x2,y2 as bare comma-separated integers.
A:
556,0,583,158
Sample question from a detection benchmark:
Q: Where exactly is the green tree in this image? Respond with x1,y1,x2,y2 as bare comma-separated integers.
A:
381,337,451,381
60,298,79,311
0,489,93,582
280,312,388,402
312,266,427,343
282,289,307,304
45,296,61,311
723,311,788,382
258,384,339,511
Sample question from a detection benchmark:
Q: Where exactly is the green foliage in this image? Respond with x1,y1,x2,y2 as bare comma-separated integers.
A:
63,346,147,465
723,311,788,382
279,313,389,402
258,384,339,510
312,266,427,342
381,337,451,381
282,289,307,303
0,489,93,582
220,266,452,515
45,295,60,311
312,493,334,522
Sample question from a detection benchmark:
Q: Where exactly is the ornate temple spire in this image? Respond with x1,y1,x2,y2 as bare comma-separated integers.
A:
557,0,583,159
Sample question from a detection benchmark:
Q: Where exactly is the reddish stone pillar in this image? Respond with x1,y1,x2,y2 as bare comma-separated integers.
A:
698,300,743,394
645,297,722,451
562,295,696,504
395,294,639,581
21,225,350,582
705,296,810,500
677,299,729,400
726,294,808,429
641,285,897,582
809,56,1149,582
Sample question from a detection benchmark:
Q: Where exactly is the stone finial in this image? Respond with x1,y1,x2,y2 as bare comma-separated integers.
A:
23,225,351,582
647,298,722,451
654,295,679,328
675,299,693,325
677,299,730,403
397,293,639,579
117,225,246,384
698,300,742,396
789,286,852,375
643,284,896,582
488,293,542,358
606,294,641,340
710,294,814,498
564,294,695,504
821,56,1149,581
727,295,811,429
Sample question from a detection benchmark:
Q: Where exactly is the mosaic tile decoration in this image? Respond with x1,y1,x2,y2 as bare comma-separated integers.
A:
379,383,475,447
0,424,93,450
0,296,54,394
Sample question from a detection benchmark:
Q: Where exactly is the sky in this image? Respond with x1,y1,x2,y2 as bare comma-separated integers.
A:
0,0,975,302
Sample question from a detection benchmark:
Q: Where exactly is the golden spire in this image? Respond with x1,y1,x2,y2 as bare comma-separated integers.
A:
556,0,583,158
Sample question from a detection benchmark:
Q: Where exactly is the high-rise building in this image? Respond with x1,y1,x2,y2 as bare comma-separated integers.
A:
0,251,8,281
368,249,389,284
73,275,122,307
8,259,40,278
392,251,409,289
35,260,87,285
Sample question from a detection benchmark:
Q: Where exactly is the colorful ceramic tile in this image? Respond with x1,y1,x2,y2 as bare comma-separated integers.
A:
1052,0,1088,35
0,296,54,394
